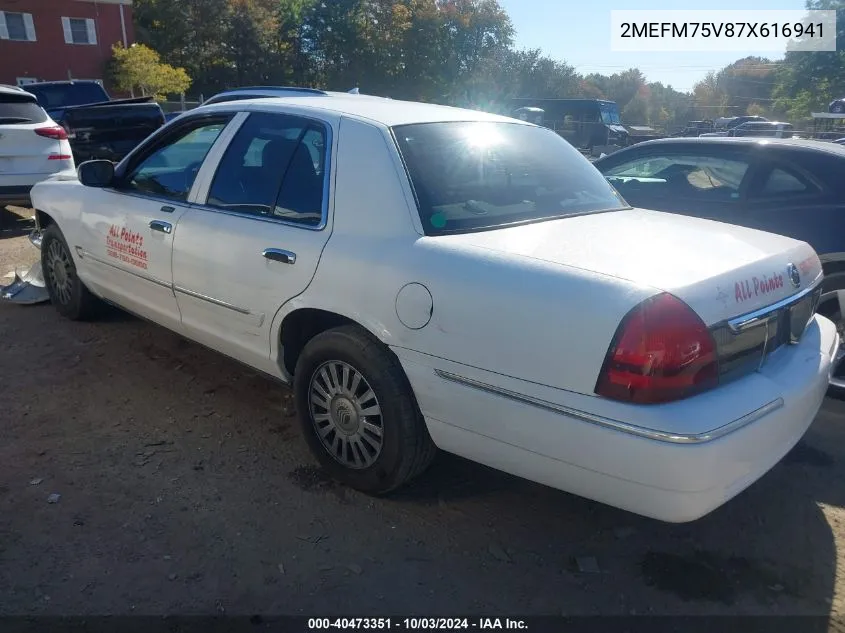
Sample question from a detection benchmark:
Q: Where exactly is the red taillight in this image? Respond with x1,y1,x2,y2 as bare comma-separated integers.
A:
48,154,72,160
595,293,719,404
34,126,69,140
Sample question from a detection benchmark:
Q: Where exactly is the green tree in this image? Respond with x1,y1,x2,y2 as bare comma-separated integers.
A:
583,69,646,112
770,0,845,119
715,57,777,115
109,43,192,99
746,102,767,116
225,0,283,86
133,0,230,96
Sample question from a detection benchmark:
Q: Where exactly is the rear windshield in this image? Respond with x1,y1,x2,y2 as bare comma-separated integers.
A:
392,121,627,235
25,83,107,109
0,97,48,124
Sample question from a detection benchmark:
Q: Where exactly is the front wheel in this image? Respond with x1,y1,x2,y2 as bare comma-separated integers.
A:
293,325,436,494
41,224,102,320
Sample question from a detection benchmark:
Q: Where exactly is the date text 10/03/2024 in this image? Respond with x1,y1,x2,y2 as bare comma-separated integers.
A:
307,618,528,630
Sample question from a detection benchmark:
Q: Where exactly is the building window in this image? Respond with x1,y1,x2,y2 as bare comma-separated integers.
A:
0,11,37,41
61,17,97,45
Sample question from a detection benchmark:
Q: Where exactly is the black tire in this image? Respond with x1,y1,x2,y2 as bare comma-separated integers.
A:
41,223,102,320
832,103,844,114
293,324,436,494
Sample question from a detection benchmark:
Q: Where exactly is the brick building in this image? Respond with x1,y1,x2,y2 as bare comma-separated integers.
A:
0,0,133,87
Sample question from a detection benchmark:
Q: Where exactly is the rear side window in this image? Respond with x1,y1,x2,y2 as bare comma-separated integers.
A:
760,168,810,195
392,121,626,235
604,154,750,200
206,112,327,226
748,164,820,199
0,97,48,124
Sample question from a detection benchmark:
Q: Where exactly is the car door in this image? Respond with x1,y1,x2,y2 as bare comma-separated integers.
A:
171,109,335,374
741,150,844,256
599,147,753,224
76,114,234,330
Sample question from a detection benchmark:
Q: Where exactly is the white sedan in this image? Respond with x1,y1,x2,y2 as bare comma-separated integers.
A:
30,90,837,523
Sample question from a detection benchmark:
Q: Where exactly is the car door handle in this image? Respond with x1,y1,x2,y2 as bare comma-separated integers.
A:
263,248,296,265
160,205,175,213
149,220,172,234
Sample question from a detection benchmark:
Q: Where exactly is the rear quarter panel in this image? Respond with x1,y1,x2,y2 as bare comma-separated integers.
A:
274,116,656,396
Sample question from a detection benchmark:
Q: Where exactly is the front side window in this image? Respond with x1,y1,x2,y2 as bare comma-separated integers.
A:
604,153,750,201
0,11,36,41
393,121,627,235
124,120,228,201
206,112,327,225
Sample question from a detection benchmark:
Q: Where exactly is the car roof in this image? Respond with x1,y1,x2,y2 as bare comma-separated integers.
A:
607,136,845,158
25,80,98,86
197,93,529,127
0,84,37,102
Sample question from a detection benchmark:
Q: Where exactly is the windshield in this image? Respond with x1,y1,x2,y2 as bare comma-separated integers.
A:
25,83,108,109
392,121,628,235
599,102,621,125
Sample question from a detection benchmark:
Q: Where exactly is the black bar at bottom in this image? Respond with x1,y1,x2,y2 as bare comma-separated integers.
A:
0,616,838,633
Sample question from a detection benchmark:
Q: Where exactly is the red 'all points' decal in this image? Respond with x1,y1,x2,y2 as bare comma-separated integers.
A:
106,224,149,270
735,272,783,303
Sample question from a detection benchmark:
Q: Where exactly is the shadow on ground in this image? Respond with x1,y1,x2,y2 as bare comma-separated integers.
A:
0,301,842,616
0,207,34,239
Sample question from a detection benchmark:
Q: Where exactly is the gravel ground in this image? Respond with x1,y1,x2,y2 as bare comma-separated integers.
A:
1,206,844,617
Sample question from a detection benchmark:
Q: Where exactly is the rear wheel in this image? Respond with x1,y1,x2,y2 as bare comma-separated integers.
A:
293,325,436,494
41,224,102,320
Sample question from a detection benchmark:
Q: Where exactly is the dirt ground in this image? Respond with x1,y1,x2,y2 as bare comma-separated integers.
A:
2,205,845,617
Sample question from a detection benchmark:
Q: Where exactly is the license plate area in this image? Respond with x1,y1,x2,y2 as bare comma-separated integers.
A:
711,284,822,383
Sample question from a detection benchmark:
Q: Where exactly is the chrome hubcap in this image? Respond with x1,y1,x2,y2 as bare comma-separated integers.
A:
46,239,73,305
309,360,384,470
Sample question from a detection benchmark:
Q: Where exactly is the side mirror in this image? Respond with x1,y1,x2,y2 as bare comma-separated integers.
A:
77,160,115,188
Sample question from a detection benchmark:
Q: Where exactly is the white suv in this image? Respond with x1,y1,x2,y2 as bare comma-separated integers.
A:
0,84,75,208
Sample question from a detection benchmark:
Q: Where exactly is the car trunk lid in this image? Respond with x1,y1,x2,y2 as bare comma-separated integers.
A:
435,207,823,327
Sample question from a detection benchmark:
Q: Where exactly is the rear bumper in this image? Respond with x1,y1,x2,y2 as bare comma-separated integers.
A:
0,185,33,207
396,314,837,523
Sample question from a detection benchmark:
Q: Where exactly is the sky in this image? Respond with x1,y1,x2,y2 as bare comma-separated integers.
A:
497,0,807,93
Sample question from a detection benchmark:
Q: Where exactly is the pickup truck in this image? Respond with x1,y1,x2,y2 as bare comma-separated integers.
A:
23,80,165,164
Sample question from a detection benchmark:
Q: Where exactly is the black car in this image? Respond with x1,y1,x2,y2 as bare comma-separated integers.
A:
23,80,165,163
728,121,795,138
593,137,845,389
673,120,714,137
